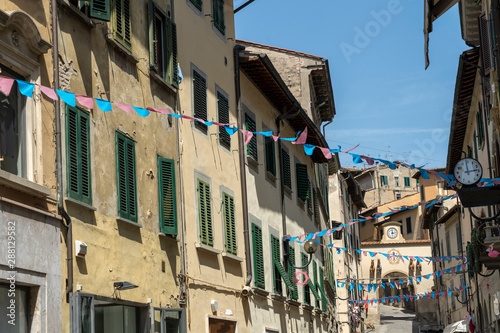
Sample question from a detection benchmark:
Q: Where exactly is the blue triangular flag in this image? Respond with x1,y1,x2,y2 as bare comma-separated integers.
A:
95,98,113,112
225,126,238,135
56,89,76,107
303,144,316,156
131,106,150,117
16,80,35,98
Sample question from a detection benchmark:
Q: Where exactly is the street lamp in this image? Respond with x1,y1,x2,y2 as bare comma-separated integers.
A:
452,290,468,305
284,239,318,269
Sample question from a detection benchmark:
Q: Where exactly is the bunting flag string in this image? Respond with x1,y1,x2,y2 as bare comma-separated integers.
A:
337,263,468,292
4,75,500,189
286,194,457,243
350,286,470,306
329,246,466,263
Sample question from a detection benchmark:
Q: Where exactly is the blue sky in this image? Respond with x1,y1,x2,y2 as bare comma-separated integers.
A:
234,0,468,168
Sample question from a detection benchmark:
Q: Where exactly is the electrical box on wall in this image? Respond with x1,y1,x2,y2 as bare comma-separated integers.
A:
75,241,87,258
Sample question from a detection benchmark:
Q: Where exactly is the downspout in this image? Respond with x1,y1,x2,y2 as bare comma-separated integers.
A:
52,0,73,299
234,44,252,287
175,90,187,305
276,106,300,239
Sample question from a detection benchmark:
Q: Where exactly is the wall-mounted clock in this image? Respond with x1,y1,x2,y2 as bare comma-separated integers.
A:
454,157,482,186
387,227,398,239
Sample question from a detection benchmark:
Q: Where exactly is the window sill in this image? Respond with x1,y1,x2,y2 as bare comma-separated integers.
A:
313,308,323,316
159,233,179,241
271,294,286,303
195,243,221,255
0,169,52,199
301,304,314,312
266,171,277,184
286,299,301,307
149,69,178,95
252,287,269,297
105,35,139,64
247,156,259,169
57,0,95,28
222,252,244,262
297,197,306,207
65,197,97,211
284,186,293,196
116,217,142,228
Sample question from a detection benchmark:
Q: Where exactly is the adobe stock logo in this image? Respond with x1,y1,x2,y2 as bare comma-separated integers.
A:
340,0,410,64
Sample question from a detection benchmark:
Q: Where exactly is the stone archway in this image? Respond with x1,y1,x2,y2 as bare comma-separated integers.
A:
379,271,415,311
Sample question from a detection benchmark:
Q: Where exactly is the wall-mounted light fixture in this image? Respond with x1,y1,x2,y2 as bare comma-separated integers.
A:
284,239,318,269
113,281,138,291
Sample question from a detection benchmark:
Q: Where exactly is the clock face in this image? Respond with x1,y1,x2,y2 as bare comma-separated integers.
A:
387,227,398,239
454,158,483,186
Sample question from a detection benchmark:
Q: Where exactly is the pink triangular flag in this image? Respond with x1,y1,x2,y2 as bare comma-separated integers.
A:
272,133,280,142
114,102,134,113
182,115,195,120
292,127,308,145
38,84,58,100
319,146,332,159
240,129,254,145
76,94,94,109
0,76,15,95
147,107,170,114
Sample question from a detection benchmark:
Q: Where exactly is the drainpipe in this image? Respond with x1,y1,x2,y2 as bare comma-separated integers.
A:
234,44,252,287
276,106,300,237
175,90,187,305
51,0,73,299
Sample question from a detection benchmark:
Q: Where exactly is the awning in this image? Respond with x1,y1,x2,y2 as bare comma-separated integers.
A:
443,320,467,333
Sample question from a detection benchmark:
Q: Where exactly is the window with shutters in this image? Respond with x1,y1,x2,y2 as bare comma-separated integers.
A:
223,192,236,255
296,163,309,202
456,223,463,253
66,106,92,206
394,176,400,187
193,69,208,133
287,246,298,300
212,0,225,35
473,130,478,160
477,107,484,149
380,175,388,186
404,176,411,187
313,261,320,308
302,253,310,304
158,156,177,235
217,91,230,149
112,0,132,51
319,266,327,311
189,0,203,11
406,217,412,234
245,113,257,162
265,135,276,177
252,223,265,289
149,1,178,88
115,131,137,222
282,149,292,190
197,178,213,246
271,235,283,295
70,0,111,21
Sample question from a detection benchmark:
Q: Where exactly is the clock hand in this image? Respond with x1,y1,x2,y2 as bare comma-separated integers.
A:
465,160,470,172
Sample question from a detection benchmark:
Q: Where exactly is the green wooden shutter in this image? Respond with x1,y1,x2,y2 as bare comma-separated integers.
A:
474,130,478,160
148,0,157,70
307,263,320,302
477,108,484,148
296,163,309,200
319,267,327,311
265,136,276,176
189,0,203,11
193,71,207,131
116,132,137,222
223,193,236,255
288,246,298,300
198,179,213,246
245,113,257,161
218,92,230,149
302,253,311,304
89,0,110,21
113,0,132,50
170,21,178,88
282,149,291,189
313,261,320,307
271,235,282,294
252,223,265,289
158,156,177,235
213,0,225,35
272,236,294,291
66,106,92,206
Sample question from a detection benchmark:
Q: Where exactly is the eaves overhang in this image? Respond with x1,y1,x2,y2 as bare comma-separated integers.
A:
311,60,336,122
445,48,479,174
239,51,329,163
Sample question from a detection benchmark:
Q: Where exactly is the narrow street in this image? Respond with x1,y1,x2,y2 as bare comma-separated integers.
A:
374,304,420,333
